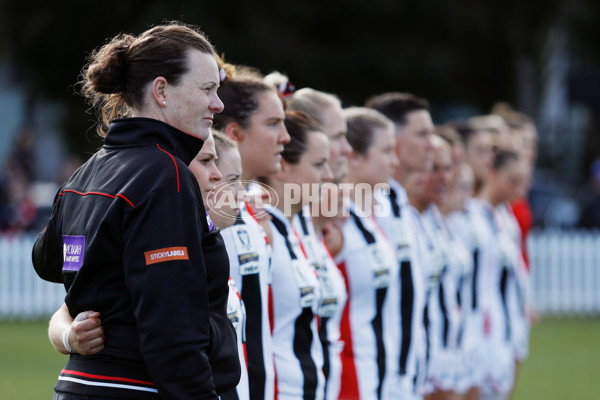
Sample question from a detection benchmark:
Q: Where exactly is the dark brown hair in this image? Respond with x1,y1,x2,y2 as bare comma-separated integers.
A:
365,92,430,127
213,59,275,130
343,107,393,155
445,119,482,146
493,150,520,171
436,124,462,147
282,111,323,164
80,22,215,136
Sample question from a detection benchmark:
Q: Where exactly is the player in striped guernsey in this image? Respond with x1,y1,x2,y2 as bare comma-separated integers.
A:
285,86,350,400
442,162,483,397
489,156,532,400
435,127,476,397
495,203,530,382
293,208,347,400
468,150,528,400
336,107,400,400
262,111,333,400
214,63,290,400
409,136,463,399
366,92,434,400
210,130,250,400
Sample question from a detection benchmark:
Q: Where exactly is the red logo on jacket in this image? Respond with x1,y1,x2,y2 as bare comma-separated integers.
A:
144,247,189,265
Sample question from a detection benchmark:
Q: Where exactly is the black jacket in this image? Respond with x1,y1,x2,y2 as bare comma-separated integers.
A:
32,118,240,399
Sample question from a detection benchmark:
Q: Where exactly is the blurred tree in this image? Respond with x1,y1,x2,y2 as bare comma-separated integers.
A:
0,0,596,169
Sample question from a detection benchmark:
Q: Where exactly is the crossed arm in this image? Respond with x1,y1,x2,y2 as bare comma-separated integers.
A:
49,303,105,355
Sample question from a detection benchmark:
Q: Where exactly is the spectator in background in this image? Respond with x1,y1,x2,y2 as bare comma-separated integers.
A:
0,126,38,233
577,157,600,230
0,126,87,235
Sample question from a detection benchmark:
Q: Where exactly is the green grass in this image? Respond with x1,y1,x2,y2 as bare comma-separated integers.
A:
0,320,66,400
0,318,598,400
513,318,600,400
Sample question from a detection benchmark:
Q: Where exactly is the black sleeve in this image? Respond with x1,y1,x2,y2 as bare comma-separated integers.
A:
122,189,218,400
32,194,64,283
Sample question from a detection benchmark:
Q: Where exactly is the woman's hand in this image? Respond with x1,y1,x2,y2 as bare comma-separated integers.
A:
49,303,105,355
68,311,105,355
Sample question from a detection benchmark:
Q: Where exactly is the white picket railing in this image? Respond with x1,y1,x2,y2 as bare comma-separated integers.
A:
0,231,599,320
0,234,65,320
528,230,600,316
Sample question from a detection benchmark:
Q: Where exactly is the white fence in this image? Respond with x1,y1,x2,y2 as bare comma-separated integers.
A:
0,231,599,320
0,234,65,320
529,230,600,316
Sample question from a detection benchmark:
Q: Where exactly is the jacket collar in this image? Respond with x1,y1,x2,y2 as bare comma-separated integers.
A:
104,118,205,165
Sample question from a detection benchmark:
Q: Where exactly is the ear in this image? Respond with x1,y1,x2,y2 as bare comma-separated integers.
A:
151,77,168,108
225,122,245,143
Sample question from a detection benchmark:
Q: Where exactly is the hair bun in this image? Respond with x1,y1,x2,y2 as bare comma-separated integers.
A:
85,34,134,95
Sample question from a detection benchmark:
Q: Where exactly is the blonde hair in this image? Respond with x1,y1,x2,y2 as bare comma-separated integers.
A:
468,114,515,151
431,134,451,154
212,129,238,154
468,114,510,135
287,88,341,126
263,71,290,91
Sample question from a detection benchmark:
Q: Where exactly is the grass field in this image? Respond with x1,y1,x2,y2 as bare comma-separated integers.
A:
1,318,598,400
513,318,600,400
0,320,65,400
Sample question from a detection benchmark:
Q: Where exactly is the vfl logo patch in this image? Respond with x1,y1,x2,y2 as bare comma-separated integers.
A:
63,235,86,272
144,247,189,265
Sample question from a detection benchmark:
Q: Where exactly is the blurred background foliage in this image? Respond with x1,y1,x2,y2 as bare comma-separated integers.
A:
0,0,599,225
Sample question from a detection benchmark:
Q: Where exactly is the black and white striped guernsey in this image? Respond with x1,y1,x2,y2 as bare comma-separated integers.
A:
221,202,274,400
268,206,325,400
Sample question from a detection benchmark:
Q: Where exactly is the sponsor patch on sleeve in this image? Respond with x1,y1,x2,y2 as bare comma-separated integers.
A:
63,235,86,272
144,246,189,265
206,211,215,231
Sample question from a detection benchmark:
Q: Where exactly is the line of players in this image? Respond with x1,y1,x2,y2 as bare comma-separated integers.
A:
50,60,537,400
